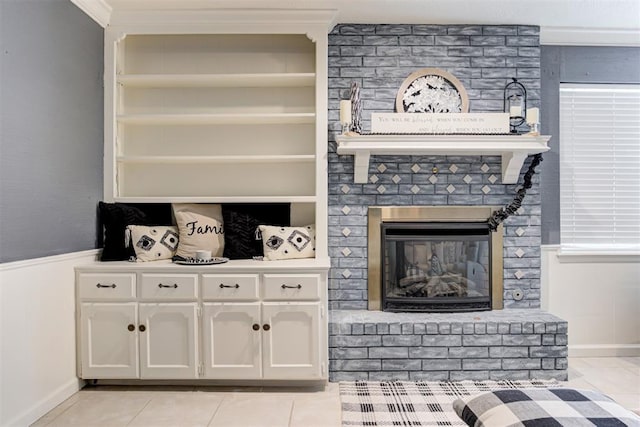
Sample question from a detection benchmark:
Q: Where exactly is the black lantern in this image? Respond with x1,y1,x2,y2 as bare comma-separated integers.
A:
504,77,527,133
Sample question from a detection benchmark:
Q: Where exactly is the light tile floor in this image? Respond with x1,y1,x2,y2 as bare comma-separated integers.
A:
32,357,639,427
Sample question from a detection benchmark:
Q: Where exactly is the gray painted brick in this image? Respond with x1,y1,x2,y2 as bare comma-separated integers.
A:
330,347,368,359
448,47,484,56
450,323,463,334
471,36,506,46
422,359,462,371
449,347,489,358
332,36,364,46
474,324,487,334
463,323,475,334
483,47,519,57
506,36,539,46
489,346,529,358
542,334,555,345
558,323,568,334
486,323,498,334
331,359,381,371
503,358,541,370
382,335,421,347
510,323,523,334
556,358,568,370
435,36,470,46
369,347,409,359
462,335,502,346
330,335,381,347
448,26,483,35
351,324,364,335
383,359,422,371
502,335,541,346
412,25,447,35
375,25,412,35
519,47,541,57
363,36,399,46
542,358,555,369
422,335,462,347
426,323,439,334
556,334,568,345
463,358,502,370
376,46,411,57
377,323,390,334
483,26,518,35
399,36,435,46
389,323,402,335
530,346,568,358
438,323,452,334
364,323,377,335
401,323,414,334
409,347,448,358
330,371,369,381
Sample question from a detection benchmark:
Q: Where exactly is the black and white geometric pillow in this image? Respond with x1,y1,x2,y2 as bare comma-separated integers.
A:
258,225,315,260
126,225,179,262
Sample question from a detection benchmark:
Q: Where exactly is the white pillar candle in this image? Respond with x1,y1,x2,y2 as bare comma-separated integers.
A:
526,107,539,124
509,105,522,117
340,100,352,125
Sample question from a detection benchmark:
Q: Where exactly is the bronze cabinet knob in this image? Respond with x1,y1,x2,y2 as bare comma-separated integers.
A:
252,324,260,331
127,324,135,332
263,324,270,331
139,325,146,332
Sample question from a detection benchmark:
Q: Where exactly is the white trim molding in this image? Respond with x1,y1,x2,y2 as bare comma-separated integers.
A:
70,0,112,28
0,249,100,272
541,26,640,46
569,344,640,358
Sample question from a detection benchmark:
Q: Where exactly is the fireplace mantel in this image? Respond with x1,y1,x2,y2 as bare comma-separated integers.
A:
335,134,551,184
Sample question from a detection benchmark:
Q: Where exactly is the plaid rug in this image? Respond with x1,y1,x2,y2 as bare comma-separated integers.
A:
340,379,560,426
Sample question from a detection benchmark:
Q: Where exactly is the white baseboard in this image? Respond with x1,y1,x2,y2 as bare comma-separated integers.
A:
5,379,85,427
569,344,640,358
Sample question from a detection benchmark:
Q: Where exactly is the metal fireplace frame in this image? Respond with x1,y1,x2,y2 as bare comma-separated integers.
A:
368,206,504,311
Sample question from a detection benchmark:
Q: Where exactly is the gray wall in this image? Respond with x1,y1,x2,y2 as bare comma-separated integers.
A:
0,0,104,262
540,46,640,244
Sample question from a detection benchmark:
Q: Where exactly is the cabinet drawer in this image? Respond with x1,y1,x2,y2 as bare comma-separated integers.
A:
202,275,259,301
140,274,198,300
78,273,136,300
263,274,321,301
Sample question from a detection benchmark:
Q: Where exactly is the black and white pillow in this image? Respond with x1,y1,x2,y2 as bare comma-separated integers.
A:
258,225,315,260
453,388,640,427
126,225,179,262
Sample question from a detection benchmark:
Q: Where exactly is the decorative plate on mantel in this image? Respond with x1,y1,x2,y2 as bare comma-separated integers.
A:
396,68,469,114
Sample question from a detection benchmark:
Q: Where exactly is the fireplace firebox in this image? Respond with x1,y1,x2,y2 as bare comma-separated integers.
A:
368,206,504,312
382,222,492,312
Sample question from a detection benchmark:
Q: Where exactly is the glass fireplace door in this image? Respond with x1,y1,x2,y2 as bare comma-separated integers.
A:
381,222,492,312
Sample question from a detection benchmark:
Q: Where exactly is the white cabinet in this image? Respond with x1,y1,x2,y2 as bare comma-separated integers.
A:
202,303,262,379
77,272,200,380
76,262,329,383
80,303,138,379
262,303,321,379
139,303,199,379
201,272,324,380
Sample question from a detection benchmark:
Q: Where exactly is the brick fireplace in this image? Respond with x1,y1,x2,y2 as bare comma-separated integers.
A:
326,24,567,382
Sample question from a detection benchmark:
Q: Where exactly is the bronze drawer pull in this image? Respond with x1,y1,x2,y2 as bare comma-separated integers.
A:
263,324,270,331
96,283,116,288
281,284,302,289
252,324,260,331
127,324,135,332
219,284,240,289
158,283,178,289
139,325,146,332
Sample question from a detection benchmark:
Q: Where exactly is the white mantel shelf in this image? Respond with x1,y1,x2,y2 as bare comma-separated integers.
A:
335,133,551,184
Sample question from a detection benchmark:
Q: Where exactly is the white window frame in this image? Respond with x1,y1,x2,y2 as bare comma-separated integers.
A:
559,83,640,258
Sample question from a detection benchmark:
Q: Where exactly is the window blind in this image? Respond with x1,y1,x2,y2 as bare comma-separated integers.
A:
559,84,640,253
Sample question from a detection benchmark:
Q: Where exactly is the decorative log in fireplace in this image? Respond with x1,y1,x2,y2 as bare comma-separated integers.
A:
382,222,492,312
368,206,504,312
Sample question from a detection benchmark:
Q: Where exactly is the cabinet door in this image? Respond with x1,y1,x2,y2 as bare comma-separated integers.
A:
202,303,261,379
138,303,198,379
80,303,138,379
262,302,321,379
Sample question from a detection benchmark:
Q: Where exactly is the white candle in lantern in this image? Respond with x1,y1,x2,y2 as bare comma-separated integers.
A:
526,107,539,124
509,105,522,117
340,100,352,125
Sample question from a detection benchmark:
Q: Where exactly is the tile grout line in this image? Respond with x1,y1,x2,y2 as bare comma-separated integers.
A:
38,394,81,426
124,393,154,426
206,394,226,427
288,399,296,427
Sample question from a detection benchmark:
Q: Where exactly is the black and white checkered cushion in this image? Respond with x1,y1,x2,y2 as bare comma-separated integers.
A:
453,388,640,427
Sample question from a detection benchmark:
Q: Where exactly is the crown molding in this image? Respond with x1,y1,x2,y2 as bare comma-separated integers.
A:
541,26,640,46
70,0,112,28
